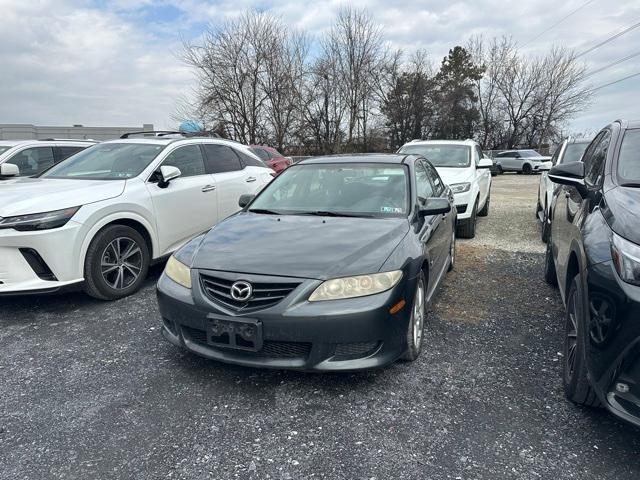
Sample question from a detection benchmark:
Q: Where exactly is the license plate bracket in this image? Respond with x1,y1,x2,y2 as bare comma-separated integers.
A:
206,314,263,352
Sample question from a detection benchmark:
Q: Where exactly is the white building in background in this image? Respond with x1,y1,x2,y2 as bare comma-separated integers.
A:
0,123,154,141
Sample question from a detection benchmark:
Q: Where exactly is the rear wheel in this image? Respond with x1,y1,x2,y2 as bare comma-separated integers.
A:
84,225,150,300
456,199,478,239
448,230,456,272
478,190,490,217
402,272,427,362
563,275,601,407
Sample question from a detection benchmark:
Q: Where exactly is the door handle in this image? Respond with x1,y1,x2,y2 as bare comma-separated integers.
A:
245,177,257,183
202,185,216,192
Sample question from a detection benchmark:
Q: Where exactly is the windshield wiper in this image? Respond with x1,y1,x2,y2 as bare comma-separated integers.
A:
620,182,640,188
248,208,283,215
295,210,376,218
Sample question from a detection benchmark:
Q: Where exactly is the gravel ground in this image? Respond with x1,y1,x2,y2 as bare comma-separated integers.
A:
1,174,639,480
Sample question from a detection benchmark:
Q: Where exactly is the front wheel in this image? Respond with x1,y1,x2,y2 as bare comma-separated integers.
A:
541,200,551,243
563,275,601,407
402,272,427,362
544,236,557,287
478,190,490,217
523,164,532,175
448,230,456,272
456,199,478,239
84,225,150,300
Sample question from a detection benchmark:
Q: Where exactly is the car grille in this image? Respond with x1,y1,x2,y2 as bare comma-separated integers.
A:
181,325,311,359
199,272,300,313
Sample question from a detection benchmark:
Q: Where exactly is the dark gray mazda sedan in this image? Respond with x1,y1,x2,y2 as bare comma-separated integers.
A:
157,154,456,371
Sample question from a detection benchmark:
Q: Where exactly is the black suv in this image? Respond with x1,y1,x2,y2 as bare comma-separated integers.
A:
544,119,640,427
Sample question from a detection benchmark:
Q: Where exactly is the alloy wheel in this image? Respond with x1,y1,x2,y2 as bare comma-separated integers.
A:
412,279,425,349
565,292,579,383
100,237,143,290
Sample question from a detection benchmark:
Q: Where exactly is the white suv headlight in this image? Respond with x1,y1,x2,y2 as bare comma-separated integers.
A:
611,233,640,286
450,182,471,194
309,271,403,301
0,206,80,231
164,256,192,289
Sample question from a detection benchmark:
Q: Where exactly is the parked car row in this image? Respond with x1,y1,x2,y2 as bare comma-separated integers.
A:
539,119,640,428
0,139,96,178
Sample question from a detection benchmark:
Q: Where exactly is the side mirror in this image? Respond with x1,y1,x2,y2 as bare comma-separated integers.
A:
238,193,255,208
548,161,587,196
156,165,181,188
0,163,20,177
419,197,451,216
478,158,493,169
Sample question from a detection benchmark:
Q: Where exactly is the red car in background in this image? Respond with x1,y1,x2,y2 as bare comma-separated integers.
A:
250,145,292,174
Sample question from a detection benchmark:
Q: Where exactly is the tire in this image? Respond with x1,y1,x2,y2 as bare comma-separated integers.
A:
541,199,551,243
456,199,478,239
523,163,532,175
478,190,490,217
497,165,503,175
544,235,557,287
563,275,601,407
83,225,150,300
402,272,427,362
448,230,456,272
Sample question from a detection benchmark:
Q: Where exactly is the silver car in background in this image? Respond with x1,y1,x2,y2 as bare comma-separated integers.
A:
494,149,551,174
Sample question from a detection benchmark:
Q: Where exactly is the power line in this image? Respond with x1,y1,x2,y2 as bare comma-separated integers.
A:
576,20,640,58
522,0,595,47
589,71,640,92
584,51,640,78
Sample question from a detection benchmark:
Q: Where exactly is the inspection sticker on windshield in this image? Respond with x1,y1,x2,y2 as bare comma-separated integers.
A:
381,206,402,213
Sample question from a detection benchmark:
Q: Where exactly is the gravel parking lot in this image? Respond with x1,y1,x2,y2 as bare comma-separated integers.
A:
1,174,639,480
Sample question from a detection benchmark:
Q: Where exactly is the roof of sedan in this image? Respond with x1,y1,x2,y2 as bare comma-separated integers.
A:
299,153,411,164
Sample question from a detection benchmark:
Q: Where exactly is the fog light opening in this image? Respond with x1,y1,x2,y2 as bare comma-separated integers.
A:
616,382,630,394
389,299,406,315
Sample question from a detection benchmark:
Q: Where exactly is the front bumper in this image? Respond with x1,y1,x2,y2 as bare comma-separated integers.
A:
0,222,85,294
453,190,474,220
533,161,552,172
157,269,415,371
586,261,640,427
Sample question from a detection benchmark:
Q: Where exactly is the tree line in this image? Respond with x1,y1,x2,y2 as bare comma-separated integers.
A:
178,8,592,154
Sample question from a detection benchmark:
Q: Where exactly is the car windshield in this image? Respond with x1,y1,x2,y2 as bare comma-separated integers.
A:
398,144,471,168
518,150,543,158
249,163,409,217
40,143,165,180
618,129,640,184
562,143,589,164
0,145,13,156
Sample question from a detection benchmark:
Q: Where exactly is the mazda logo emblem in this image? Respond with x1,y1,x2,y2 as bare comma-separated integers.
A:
230,281,253,302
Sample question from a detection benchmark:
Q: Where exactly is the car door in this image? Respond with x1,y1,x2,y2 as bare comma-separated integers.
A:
500,151,517,171
202,143,255,220
7,146,55,176
474,145,491,203
415,160,448,291
147,144,219,255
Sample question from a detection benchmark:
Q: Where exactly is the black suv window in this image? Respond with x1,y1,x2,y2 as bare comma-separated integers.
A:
203,144,243,173
415,161,434,201
10,146,55,176
424,161,444,195
162,145,206,177
617,129,640,184
58,146,86,161
583,130,611,187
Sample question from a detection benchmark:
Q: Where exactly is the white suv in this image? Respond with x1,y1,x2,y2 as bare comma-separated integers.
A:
398,139,492,238
0,139,96,178
0,133,273,299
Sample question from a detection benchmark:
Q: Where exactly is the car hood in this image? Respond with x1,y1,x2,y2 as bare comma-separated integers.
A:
435,167,473,186
603,186,640,245
190,212,410,280
0,178,126,217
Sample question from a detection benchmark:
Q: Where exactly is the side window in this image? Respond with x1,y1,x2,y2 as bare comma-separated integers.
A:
475,146,483,166
550,147,561,166
415,161,434,202
202,144,243,173
424,162,444,195
583,130,611,187
58,146,85,161
251,147,270,161
161,145,206,178
236,149,267,168
10,147,55,176
513,152,521,158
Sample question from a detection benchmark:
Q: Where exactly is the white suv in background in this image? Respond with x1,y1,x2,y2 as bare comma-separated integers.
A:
0,139,96,178
398,139,492,238
0,133,273,300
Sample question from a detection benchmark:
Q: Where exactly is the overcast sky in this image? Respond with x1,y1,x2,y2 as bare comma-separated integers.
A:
0,0,638,134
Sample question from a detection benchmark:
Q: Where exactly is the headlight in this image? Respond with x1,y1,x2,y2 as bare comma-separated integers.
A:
309,270,403,301
164,256,192,289
0,206,80,231
450,182,471,194
611,233,640,286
